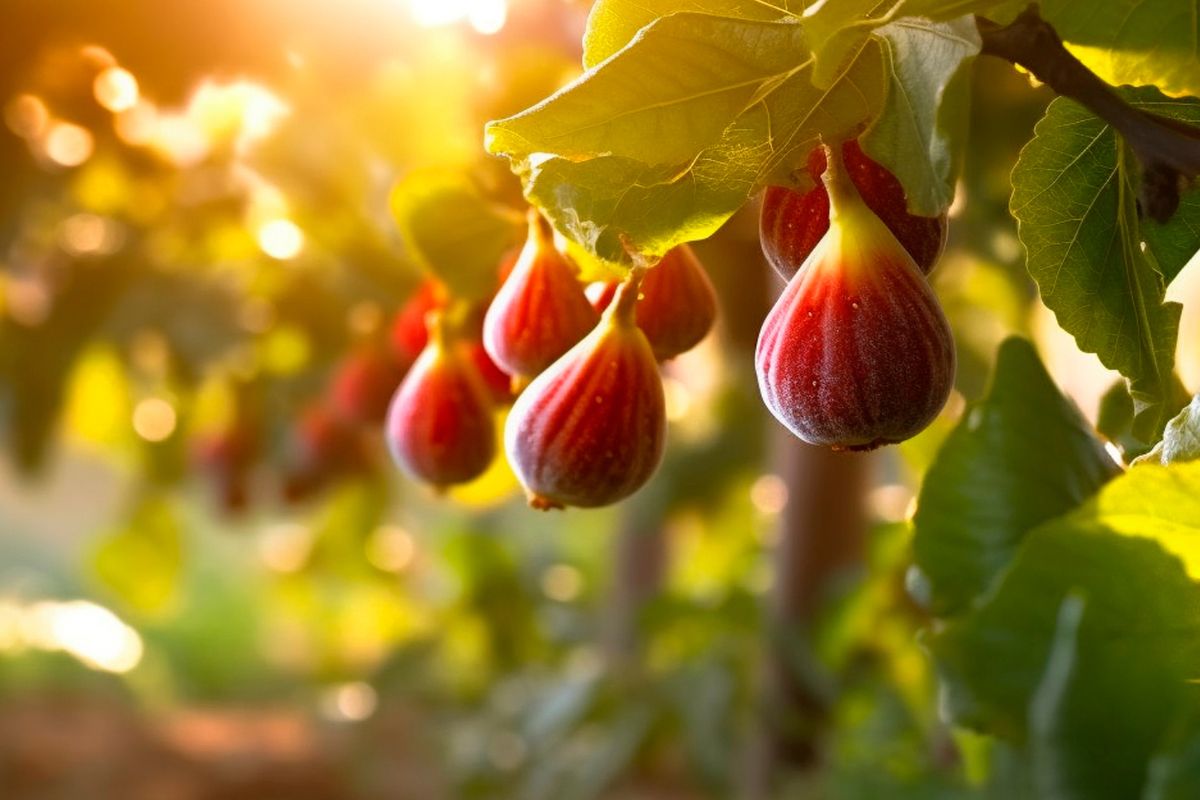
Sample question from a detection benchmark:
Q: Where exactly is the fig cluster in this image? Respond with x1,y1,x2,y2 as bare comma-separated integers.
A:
756,142,955,450
387,210,719,509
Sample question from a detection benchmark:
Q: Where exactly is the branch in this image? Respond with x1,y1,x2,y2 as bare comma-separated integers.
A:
976,5,1200,223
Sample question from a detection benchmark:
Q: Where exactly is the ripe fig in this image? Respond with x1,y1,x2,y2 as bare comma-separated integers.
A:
760,139,947,279
635,244,718,361
282,403,375,503
390,278,445,369
756,145,955,451
386,316,496,488
483,210,599,380
330,343,405,426
585,280,618,314
505,274,666,509
465,339,514,406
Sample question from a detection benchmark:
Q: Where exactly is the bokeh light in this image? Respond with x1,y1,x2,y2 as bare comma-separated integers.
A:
93,66,139,112
257,219,305,260
132,397,178,442
43,122,94,167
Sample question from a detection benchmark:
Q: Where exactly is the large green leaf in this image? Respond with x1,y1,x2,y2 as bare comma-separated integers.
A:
581,0,805,69
389,170,524,301
490,15,884,262
1039,0,1200,99
1135,395,1200,467
1027,590,1200,800
931,461,1200,762
862,16,979,216
911,338,1119,616
1010,89,1200,440
489,14,811,167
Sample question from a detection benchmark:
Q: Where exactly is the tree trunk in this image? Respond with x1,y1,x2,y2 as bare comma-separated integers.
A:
746,428,871,796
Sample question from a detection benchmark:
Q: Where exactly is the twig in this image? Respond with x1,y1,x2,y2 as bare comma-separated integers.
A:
976,5,1200,222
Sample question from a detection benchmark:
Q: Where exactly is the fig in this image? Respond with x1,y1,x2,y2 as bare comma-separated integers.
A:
329,342,405,426
755,145,955,451
505,273,666,509
390,278,445,369
635,244,718,361
483,210,599,380
193,398,261,514
465,339,514,406
282,403,376,503
585,280,618,314
760,139,947,279
386,316,496,488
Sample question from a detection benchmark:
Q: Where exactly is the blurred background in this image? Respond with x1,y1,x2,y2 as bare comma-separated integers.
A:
2,1,1199,798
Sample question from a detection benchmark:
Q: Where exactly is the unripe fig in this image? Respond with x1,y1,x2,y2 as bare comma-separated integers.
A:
505,274,666,509
760,140,947,279
390,278,445,369
386,316,496,488
330,343,405,426
635,244,718,361
756,146,955,451
483,210,599,380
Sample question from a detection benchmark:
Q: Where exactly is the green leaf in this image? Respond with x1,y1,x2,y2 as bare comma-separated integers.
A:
581,0,804,69
389,170,524,300
488,14,812,168
491,16,884,262
1135,395,1200,467
931,460,1200,754
801,0,904,89
92,493,184,614
899,0,1022,22
1039,0,1200,99
1027,591,1200,800
862,16,979,216
1145,724,1200,800
1009,89,1200,440
912,338,1119,616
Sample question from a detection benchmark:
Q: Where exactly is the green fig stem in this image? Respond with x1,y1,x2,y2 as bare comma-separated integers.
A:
819,142,862,221
608,268,646,327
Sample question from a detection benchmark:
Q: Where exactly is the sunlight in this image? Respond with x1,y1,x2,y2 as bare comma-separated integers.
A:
1,599,145,674
94,66,139,113
257,219,305,260
409,0,507,34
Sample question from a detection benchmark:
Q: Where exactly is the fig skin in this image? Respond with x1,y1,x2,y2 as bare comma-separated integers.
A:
635,244,718,361
282,403,376,503
330,343,406,426
390,278,445,369
386,319,496,488
483,210,599,380
760,140,947,279
756,146,956,451
505,274,666,509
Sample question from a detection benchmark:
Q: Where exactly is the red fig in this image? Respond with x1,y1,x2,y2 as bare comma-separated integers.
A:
329,343,405,426
386,316,496,488
585,280,618,314
482,210,599,380
635,244,718,361
505,274,666,509
282,403,376,503
390,278,445,369
760,140,947,279
756,145,955,451
465,339,514,406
